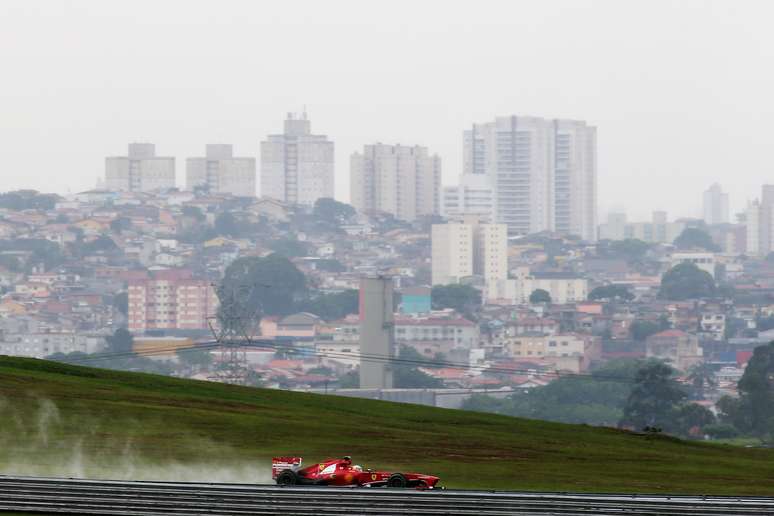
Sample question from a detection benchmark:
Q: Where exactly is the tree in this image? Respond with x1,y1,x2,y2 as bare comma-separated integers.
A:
658,262,715,300
393,345,443,388
620,361,687,431
630,320,661,342
338,370,359,388
80,235,119,256
214,212,240,237
673,227,720,252
461,394,510,414
106,328,133,354
735,342,774,438
598,239,651,262
674,403,716,438
219,254,307,327
269,238,309,258
703,423,739,439
109,217,132,233
529,289,552,304
176,347,213,372
0,238,65,272
431,284,481,313
686,362,718,400
0,190,59,211
0,254,21,272
315,259,346,273
463,359,644,427
724,317,746,340
716,395,752,435
181,205,206,222
297,289,359,321
313,198,355,225
588,284,634,302
113,292,128,317
756,316,774,333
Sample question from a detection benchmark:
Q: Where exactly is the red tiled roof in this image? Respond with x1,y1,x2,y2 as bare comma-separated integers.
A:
267,360,305,370
651,329,688,338
418,367,468,379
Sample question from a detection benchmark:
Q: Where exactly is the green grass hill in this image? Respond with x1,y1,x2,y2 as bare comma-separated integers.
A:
0,356,773,494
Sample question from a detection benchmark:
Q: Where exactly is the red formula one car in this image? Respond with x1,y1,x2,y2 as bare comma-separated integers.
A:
272,456,440,489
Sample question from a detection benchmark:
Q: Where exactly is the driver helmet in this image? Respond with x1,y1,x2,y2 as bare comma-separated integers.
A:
353,465,363,472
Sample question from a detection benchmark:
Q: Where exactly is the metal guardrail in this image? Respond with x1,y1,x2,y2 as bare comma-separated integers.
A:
0,475,773,515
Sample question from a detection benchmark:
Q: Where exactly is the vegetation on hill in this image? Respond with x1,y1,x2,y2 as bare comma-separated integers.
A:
1,357,774,494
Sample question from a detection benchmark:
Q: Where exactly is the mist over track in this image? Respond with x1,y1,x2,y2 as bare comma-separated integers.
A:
0,476,773,515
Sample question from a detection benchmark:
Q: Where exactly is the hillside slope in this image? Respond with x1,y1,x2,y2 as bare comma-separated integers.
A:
0,356,772,494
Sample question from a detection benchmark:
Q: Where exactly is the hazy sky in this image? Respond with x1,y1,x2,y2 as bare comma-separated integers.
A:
1,1,772,220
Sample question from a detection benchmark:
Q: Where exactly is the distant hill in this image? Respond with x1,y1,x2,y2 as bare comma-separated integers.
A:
0,356,773,494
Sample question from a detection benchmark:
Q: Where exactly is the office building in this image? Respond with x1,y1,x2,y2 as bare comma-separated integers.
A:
461,115,597,240
350,143,440,221
105,143,175,192
186,144,256,197
703,183,730,225
260,112,334,206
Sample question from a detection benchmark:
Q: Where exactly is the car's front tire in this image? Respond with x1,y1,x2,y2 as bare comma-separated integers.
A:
276,470,298,485
387,473,407,488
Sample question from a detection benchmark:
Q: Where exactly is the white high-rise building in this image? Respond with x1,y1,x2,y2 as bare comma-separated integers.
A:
105,143,175,192
186,144,256,197
703,183,730,225
260,112,334,206
432,223,473,285
746,185,774,256
462,115,597,241
442,174,495,219
431,216,507,286
350,143,440,221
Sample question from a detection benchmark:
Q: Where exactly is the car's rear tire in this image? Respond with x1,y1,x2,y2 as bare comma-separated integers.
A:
387,473,408,488
276,470,298,485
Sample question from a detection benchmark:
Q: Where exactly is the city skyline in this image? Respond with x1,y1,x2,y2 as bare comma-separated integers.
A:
2,1,772,220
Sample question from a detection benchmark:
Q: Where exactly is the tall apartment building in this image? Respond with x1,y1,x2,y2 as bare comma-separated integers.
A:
745,185,774,256
105,143,176,192
127,269,219,332
186,144,256,197
441,174,494,219
461,115,597,240
350,144,441,222
703,183,730,225
431,216,507,286
746,200,761,255
260,112,334,206
431,223,473,285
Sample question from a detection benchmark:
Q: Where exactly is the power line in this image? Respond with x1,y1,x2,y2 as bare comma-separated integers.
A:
49,338,643,386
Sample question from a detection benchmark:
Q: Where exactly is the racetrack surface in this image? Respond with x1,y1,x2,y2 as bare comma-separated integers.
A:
0,476,773,515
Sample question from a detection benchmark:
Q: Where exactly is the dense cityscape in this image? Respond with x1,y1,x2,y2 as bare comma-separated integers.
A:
0,110,772,443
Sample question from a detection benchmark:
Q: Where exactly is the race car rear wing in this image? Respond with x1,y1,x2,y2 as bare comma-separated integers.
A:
272,457,302,479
